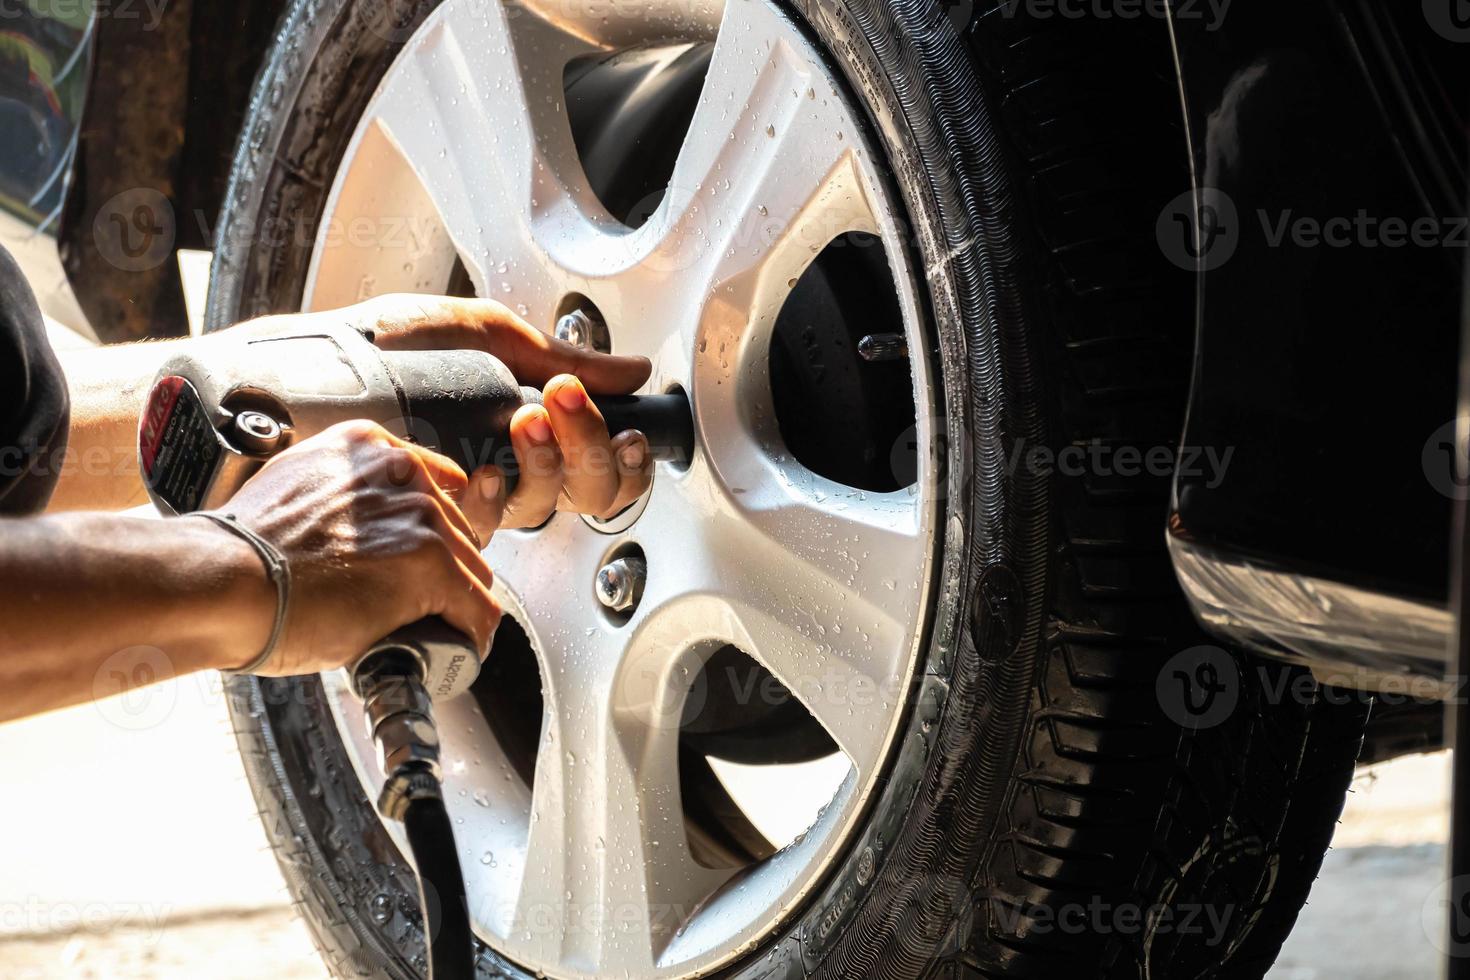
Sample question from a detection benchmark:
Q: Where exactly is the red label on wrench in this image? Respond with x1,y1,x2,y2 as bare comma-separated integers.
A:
139,375,186,474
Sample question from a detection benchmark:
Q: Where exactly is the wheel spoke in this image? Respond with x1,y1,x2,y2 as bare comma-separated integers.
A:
640,466,926,777
310,0,630,321
599,0,882,393
642,0,876,324
513,647,730,972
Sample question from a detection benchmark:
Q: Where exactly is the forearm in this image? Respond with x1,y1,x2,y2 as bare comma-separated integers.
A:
48,318,316,512
49,337,198,511
0,513,272,722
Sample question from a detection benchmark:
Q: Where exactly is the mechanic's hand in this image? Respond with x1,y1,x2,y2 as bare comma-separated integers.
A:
220,420,502,677
242,294,655,529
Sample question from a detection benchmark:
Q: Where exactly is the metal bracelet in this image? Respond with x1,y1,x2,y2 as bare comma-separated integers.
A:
196,512,291,675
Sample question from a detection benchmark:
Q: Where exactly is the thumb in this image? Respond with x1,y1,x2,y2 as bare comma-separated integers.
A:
515,333,652,394
459,466,506,546
564,346,652,394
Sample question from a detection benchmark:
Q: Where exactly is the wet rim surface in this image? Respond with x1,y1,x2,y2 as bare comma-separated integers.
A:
301,1,939,976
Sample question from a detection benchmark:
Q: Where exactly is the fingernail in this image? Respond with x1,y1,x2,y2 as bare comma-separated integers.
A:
524,411,553,442
478,472,502,502
618,441,647,470
553,381,587,412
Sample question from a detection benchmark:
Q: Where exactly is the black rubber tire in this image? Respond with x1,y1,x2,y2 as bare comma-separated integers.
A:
208,2,1367,978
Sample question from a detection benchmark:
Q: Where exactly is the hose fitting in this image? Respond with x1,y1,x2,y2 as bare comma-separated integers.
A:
357,654,446,820
353,649,474,979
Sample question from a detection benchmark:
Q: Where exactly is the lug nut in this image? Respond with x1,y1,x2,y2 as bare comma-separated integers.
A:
556,309,592,348
596,557,647,614
555,307,611,354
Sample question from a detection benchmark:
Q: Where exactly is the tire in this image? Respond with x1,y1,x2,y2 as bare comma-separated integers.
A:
208,2,1367,978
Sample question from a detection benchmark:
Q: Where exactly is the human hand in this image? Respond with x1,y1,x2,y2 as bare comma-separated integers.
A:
219,420,501,676
241,294,656,528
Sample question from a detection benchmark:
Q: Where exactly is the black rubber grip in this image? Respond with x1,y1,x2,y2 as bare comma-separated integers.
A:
594,394,695,464
518,388,695,465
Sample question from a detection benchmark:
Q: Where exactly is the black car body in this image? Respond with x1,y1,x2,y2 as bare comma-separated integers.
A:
1167,1,1466,689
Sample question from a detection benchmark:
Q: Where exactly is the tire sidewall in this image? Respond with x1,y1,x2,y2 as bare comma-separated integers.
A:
208,1,1047,978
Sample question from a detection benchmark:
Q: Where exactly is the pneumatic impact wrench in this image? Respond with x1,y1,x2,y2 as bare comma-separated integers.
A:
136,321,694,978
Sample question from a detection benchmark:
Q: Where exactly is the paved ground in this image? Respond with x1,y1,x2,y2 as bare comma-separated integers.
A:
0,679,1454,978
1272,752,1450,980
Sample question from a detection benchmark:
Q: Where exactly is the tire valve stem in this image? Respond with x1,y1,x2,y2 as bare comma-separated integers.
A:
858,332,907,363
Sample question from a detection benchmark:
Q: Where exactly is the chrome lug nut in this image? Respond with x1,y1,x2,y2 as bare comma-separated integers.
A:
555,309,591,348
596,557,647,614
555,307,611,354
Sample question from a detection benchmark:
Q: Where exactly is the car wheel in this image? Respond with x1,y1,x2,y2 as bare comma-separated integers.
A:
207,2,1368,978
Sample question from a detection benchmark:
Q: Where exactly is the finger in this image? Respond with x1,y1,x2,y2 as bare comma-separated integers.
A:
429,552,502,659
607,429,653,514
367,432,485,548
369,447,482,551
510,335,652,394
390,491,495,592
543,374,621,517
433,504,496,592
460,466,506,545
503,404,563,529
364,295,652,394
392,437,471,497
343,420,472,499
360,295,517,351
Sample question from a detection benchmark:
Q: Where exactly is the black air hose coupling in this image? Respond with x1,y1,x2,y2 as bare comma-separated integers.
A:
355,653,475,979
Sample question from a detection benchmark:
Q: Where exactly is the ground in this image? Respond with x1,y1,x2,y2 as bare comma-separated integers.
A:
0,675,1451,978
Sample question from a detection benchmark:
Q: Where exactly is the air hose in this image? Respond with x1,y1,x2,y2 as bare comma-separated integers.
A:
357,650,476,980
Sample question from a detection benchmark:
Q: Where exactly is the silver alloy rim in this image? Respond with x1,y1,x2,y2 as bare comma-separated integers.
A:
303,1,939,976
